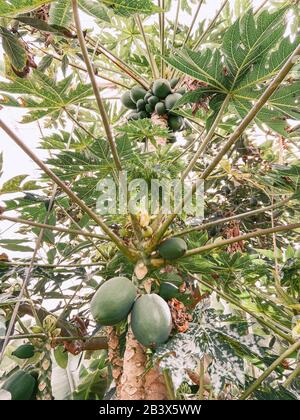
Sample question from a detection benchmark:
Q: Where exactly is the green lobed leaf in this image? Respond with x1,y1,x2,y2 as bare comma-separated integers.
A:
101,0,159,17
0,27,27,71
0,0,55,18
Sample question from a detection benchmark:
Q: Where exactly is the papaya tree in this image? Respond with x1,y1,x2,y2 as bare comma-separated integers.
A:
0,0,300,401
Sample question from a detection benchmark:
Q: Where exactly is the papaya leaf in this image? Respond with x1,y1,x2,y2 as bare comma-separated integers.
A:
101,0,159,17
0,27,27,71
49,0,72,28
54,346,69,369
155,305,274,394
78,0,110,22
0,0,54,18
165,7,297,136
0,239,34,252
222,8,287,85
0,174,38,195
0,70,94,122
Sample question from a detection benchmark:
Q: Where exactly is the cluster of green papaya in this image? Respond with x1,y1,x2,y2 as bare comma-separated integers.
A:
90,277,173,348
90,238,188,348
121,78,186,133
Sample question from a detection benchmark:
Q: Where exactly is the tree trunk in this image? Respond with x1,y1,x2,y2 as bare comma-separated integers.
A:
107,327,123,399
119,329,147,400
36,343,53,400
150,113,169,150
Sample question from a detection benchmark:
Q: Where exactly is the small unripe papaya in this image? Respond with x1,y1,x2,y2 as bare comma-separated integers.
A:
12,344,35,360
121,91,137,110
136,98,146,112
130,86,147,103
152,79,172,99
128,112,140,121
159,282,179,301
145,103,154,113
168,115,184,132
176,87,187,95
165,92,182,110
158,238,187,260
170,78,179,89
138,111,148,119
148,95,160,107
155,102,167,115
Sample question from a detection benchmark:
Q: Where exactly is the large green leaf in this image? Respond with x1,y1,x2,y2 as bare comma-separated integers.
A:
167,7,298,136
0,27,27,71
155,306,274,394
0,70,94,122
0,0,54,18
165,48,230,93
49,0,72,27
101,0,159,16
222,8,287,86
78,0,110,22
233,82,300,136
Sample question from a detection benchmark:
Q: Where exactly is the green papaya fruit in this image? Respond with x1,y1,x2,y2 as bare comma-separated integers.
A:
130,86,147,103
170,78,179,89
127,112,140,121
12,344,35,359
90,277,137,326
131,294,172,347
165,92,182,110
145,103,154,114
168,115,184,132
136,98,146,112
167,134,177,144
148,95,160,107
152,79,172,99
144,92,152,102
155,102,167,115
121,91,137,110
138,111,148,119
2,370,37,400
176,87,187,95
159,282,179,301
158,238,187,260
163,272,183,285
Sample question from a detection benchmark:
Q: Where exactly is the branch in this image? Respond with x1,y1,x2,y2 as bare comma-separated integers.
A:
193,0,229,50
72,0,122,172
30,44,129,89
135,16,159,79
182,0,204,48
172,0,181,47
0,187,57,362
172,197,291,237
283,362,300,389
159,0,166,77
82,32,150,90
239,340,300,400
0,119,136,260
181,94,230,180
18,304,108,351
184,223,300,257
2,261,106,269
0,214,110,241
